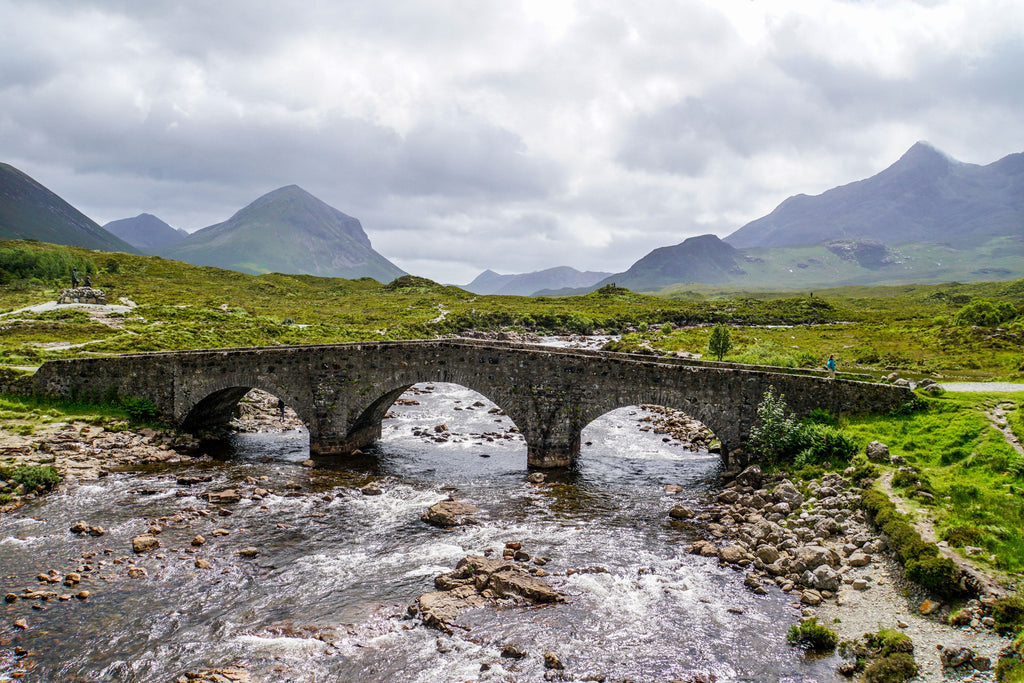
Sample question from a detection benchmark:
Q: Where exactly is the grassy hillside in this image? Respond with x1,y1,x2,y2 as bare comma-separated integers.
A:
1,240,1021,383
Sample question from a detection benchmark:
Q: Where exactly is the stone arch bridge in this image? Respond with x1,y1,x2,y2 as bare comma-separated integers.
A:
32,339,913,468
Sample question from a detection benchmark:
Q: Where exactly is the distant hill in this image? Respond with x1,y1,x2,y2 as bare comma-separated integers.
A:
0,162,138,253
462,266,612,296
157,185,405,282
725,141,1024,249
104,213,187,251
590,234,747,292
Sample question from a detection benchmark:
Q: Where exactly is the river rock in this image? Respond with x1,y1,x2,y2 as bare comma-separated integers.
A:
938,644,974,668
847,552,871,567
971,655,991,671
237,547,259,558
544,652,565,670
734,465,763,490
417,586,487,629
206,489,242,504
755,545,780,565
13,618,27,629
669,504,694,519
527,472,546,484
791,545,838,573
195,559,212,569
865,441,890,463
127,567,148,578
800,589,823,606
420,553,564,630
719,545,747,565
174,666,250,683
132,535,160,553
772,480,803,509
421,498,480,527
501,643,528,659
360,482,383,496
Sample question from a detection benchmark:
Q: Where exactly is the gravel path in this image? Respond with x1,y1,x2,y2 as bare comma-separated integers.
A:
940,382,1024,392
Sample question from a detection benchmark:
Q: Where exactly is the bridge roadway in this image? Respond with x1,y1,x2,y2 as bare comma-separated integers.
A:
31,339,914,468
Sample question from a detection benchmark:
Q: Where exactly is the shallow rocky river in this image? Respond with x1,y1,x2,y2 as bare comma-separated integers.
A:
1,383,851,682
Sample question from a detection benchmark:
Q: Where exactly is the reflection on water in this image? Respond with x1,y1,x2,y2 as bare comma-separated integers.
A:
0,383,839,682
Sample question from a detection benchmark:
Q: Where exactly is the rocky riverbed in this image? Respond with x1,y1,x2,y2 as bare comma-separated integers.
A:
2,388,1019,682
688,463,1014,681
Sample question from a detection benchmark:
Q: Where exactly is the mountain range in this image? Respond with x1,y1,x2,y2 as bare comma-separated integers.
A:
725,141,1024,249
462,266,611,296
2,141,1021,292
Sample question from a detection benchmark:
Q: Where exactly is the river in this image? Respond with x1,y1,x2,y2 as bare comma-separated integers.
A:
1,383,843,682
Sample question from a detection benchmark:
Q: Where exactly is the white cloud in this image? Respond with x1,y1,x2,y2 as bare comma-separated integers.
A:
1,0,1022,281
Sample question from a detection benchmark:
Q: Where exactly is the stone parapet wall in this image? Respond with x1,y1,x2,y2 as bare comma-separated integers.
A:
58,287,107,305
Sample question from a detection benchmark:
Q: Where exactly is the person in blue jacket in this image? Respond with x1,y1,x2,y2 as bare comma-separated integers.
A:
826,354,836,380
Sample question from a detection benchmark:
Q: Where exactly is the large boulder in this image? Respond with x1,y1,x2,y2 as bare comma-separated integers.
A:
772,480,804,509
791,545,839,573
734,465,763,490
421,499,480,527
865,441,890,463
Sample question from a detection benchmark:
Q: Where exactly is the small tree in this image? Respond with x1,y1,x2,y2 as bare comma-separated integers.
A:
708,325,732,361
748,386,797,466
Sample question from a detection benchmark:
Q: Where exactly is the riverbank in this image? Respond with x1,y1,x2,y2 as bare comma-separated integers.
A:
693,463,1015,681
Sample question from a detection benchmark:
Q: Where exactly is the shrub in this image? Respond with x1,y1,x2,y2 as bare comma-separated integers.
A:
8,465,61,492
0,493,11,504
992,597,1024,636
954,299,1018,327
792,422,859,467
860,489,963,599
786,618,838,652
121,396,158,422
863,653,918,683
941,525,984,548
805,408,839,427
996,656,1024,683
897,538,940,565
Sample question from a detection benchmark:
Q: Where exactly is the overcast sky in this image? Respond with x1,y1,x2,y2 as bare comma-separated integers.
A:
2,0,1022,283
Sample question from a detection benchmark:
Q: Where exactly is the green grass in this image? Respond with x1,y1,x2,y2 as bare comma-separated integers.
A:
845,393,1024,573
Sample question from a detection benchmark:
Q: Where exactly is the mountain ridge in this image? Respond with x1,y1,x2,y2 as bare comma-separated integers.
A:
104,213,187,251
157,185,405,282
724,141,1024,249
462,266,612,296
0,163,138,253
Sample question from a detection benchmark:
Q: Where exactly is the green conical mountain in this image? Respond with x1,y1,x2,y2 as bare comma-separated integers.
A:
158,185,405,281
0,162,138,253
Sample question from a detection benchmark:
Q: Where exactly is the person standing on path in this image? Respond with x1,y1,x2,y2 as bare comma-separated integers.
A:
71,267,78,288
826,354,836,380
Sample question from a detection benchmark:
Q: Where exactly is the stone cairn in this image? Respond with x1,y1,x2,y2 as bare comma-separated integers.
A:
58,287,107,305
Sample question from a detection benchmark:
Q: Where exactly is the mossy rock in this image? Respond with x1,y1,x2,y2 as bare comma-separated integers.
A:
863,652,918,683
786,618,838,653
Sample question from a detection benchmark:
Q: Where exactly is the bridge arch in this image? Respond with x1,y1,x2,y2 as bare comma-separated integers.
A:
337,375,531,457
178,374,311,433
575,388,742,465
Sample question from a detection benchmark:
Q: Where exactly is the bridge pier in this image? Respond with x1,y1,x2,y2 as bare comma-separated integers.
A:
526,434,581,469
310,423,381,456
